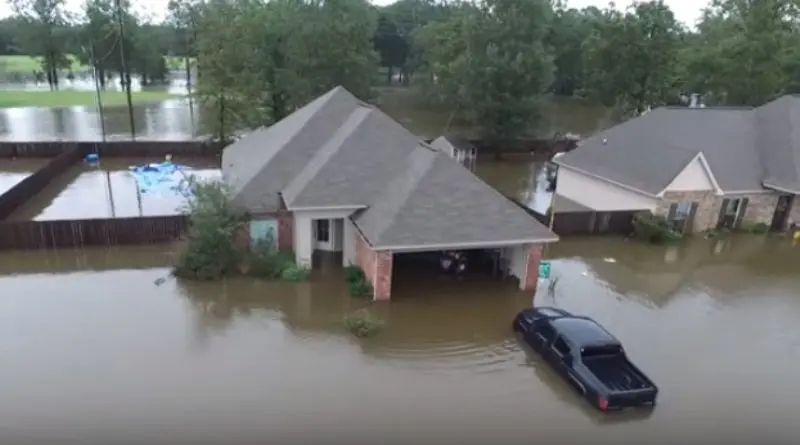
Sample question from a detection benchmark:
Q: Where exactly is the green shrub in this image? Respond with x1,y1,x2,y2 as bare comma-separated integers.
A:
281,263,310,282
344,264,365,284
173,179,246,280
344,265,372,298
343,309,384,338
744,222,769,234
632,212,683,244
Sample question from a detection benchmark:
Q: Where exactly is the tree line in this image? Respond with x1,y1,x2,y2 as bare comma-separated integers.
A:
3,0,800,141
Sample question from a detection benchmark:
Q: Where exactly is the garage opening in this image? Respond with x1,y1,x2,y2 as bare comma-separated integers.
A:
390,246,534,296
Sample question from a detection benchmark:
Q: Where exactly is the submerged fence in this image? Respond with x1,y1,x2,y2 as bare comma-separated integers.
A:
0,141,218,251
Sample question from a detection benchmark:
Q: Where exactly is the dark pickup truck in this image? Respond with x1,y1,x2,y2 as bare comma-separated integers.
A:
513,307,658,411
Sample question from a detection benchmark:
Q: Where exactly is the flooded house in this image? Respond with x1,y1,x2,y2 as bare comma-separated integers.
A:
221,86,558,300
551,95,800,234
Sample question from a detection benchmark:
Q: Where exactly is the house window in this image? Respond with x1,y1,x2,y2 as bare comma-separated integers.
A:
316,219,330,242
716,198,748,230
667,201,697,233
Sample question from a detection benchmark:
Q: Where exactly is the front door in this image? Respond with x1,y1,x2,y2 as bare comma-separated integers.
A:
314,219,333,250
771,195,794,231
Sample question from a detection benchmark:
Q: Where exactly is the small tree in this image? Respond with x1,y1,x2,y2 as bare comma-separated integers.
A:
174,177,246,280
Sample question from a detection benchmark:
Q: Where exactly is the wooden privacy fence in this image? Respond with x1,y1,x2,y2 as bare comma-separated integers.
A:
0,146,83,220
544,211,637,236
0,140,225,158
0,216,189,251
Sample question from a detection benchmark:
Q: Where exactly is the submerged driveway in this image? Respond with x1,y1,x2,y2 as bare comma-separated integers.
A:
0,235,798,444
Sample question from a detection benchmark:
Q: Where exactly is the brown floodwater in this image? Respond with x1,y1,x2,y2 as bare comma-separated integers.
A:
0,158,46,194
7,157,220,221
0,233,799,444
0,87,611,142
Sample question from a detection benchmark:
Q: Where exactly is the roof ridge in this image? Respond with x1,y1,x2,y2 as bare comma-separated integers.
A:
368,145,438,244
281,106,373,205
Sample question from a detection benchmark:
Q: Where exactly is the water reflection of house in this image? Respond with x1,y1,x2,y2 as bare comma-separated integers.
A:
550,236,794,307
220,86,558,301
552,95,800,235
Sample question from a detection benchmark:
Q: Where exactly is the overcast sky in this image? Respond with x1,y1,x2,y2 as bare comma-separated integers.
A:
0,0,705,27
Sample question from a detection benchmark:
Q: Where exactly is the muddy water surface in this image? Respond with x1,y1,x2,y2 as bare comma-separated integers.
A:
0,158,46,194
0,234,799,444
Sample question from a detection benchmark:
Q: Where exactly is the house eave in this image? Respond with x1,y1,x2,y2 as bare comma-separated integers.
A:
370,237,560,253
763,182,800,195
552,161,660,198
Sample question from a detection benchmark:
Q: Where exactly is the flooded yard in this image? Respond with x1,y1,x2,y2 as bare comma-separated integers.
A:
6,157,220,221
0,235,798,443
0,158,46,195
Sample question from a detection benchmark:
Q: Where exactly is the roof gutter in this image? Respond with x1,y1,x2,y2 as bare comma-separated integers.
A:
763,182,800,195
552,161,660,198
371,237,560,253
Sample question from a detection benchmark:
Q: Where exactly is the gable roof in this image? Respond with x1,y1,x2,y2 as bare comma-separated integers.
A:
222,86,558,247
353,145,558,250
554,97,800,195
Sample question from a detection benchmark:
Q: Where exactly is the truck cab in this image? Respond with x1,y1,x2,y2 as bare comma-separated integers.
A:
513,307,658,411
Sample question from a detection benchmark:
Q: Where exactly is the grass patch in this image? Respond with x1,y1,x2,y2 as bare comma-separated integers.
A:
0,54,85,74
343,309,384,338
0,90,181,109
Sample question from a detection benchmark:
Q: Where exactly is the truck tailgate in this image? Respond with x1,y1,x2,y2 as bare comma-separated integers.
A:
606,387,657,409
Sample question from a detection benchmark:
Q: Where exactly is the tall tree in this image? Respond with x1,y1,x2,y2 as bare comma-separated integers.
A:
582,0,684,117
416,0,554,140
684,0,800,106
194,0,379,140
11,0,71,90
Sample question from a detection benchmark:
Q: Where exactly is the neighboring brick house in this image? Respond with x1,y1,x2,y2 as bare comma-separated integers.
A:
220,86,558,300
552,95,800,234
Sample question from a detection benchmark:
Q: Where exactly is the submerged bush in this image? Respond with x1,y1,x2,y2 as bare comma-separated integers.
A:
173,178,308,282
344,265,372,298
173,178,246,280
281,263,310,282
343,309,384,338
743,222,769,234
632,212,683,244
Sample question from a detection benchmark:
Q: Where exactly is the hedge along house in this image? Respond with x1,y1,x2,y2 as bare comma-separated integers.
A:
221,86,558,300
552,95,800,234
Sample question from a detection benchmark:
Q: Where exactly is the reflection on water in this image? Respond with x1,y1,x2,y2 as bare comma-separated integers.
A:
0,236,798,443
0,99,200,142
0,85,610,143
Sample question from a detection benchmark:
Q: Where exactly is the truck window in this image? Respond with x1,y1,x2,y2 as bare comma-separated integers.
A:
553,337,570,356
581,345,622,358
536,323,556,344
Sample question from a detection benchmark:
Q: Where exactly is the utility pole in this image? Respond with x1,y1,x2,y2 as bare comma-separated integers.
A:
89,42,107,142
114,0,136,140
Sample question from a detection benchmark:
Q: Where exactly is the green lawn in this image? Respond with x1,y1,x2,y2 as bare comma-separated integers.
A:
0,55,85,74
0,90,182,109
0,54,194,75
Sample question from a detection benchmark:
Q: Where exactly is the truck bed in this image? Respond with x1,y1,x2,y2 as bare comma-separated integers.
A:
583,356,652,392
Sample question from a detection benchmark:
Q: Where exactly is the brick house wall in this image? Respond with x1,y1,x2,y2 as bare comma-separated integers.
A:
738,193,779,227
523,245,542,291
790,195,800,225
235,211,295,252
355,231,393,300
656,191,784,232
656,191,720,233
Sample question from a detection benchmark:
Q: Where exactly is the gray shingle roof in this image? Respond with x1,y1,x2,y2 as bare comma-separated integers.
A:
222,86,558,247
553,98,800,195
353,144,558,249
283,107,422,208
756,95,800,193
222,87,362,212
